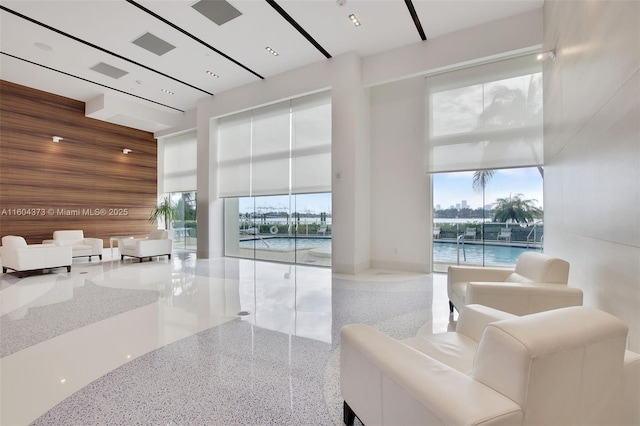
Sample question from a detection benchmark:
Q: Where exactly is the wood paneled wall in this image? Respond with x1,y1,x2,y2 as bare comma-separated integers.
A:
0,80,158,246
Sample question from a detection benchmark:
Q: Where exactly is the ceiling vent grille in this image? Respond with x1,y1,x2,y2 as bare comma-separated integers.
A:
132,32,176,56
192,0,242,26
90,62,128,79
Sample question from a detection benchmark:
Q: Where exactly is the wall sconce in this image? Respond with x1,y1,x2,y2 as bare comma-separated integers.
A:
52,136,63,143
537,50,556,61
122,148,132,154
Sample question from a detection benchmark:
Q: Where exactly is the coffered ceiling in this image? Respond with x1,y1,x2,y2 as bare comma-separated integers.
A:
0,0,543,132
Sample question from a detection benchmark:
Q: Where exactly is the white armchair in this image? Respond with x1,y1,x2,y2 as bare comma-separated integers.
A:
43,230,103,261
1,235,72,278
341,305,638,426
448,251,582,316
119,230,172,262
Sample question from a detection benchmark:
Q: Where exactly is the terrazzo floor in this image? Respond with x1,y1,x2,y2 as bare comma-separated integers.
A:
0,250,453,425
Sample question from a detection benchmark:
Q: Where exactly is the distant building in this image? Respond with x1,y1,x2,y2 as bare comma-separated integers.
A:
461,200,468,209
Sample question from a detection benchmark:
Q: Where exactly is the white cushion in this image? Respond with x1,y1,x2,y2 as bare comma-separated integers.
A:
404,333,477,374
53,230,85,240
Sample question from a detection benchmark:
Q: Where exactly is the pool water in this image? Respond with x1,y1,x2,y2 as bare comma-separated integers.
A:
240,237,331,250
239,238,538,266
434,242,541,265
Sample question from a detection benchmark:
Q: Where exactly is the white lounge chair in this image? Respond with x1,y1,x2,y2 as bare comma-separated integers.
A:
120,230,172,262
239,227,259,236
464,228,477,240
2,235,72,277
497,228,511,242
433,226,441,239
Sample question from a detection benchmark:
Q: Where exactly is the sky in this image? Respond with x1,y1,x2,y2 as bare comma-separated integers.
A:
433,167,544,210
236,167,543,215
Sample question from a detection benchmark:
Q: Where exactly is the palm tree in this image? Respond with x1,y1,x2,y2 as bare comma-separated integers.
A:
473,170,496,192
472,74,544,193
149,196,178,230
492,193,542,224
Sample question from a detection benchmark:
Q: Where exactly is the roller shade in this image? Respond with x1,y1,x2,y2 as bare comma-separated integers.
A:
427,55,543,173
218,111,252,198
163,131,197,193
217,91,331,198
291,91,332,194
251,101,291,196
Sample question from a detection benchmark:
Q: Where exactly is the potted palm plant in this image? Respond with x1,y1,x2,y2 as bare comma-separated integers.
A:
149,196,177,230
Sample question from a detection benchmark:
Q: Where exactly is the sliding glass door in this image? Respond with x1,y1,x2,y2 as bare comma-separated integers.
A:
218,91,331,267
224,193,331,267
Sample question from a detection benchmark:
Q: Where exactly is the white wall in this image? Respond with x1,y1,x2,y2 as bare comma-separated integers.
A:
370,77,430,272
542,0,640,351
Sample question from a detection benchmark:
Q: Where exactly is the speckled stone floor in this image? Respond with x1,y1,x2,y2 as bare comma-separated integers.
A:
1,251,451,425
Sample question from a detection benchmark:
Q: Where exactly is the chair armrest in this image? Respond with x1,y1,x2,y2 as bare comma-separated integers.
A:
622,350,640,425
456,304,518,342
82,237,104,251
341,324,522,425
447,266,513,285
136,239,171,249
466,282,583,315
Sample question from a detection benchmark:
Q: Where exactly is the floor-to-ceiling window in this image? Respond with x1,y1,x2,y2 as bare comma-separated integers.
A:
427,55,543,272
432,168,543,273
167,191,197,251
161,132,197,252
219,92,332,267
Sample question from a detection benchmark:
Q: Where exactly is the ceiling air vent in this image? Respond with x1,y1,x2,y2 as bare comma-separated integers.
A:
192,0,242,26
90,62,128,79
132,32,176,56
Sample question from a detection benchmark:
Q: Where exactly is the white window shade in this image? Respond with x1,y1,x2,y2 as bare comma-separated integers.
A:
427,55,543,173
218,111,252,198
163,131,197,193
251,101,291,196
291,92,332,194
217,91,331,198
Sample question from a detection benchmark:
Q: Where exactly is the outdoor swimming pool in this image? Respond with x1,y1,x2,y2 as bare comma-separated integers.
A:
434,242,541,265
239,237,540,266
239,237,332,250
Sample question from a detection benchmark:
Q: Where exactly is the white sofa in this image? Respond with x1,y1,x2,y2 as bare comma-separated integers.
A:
448,251,582,315
43,230,103,261
1,235,72,277
119,229,172,262
341,305,639,426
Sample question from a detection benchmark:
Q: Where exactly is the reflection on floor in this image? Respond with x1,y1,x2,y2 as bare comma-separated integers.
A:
0,251,451,425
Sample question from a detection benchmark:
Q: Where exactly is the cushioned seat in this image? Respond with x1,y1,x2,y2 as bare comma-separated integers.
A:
341,306,639,426
403,304,515,374
1,235,72,278
43,230,103,261
448,251,582,315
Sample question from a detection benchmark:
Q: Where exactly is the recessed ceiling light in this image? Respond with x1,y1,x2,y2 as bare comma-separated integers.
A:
34,42,53,51
349,14,361,27
161,89,175,95
265,46,279,56
206,71,220,78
